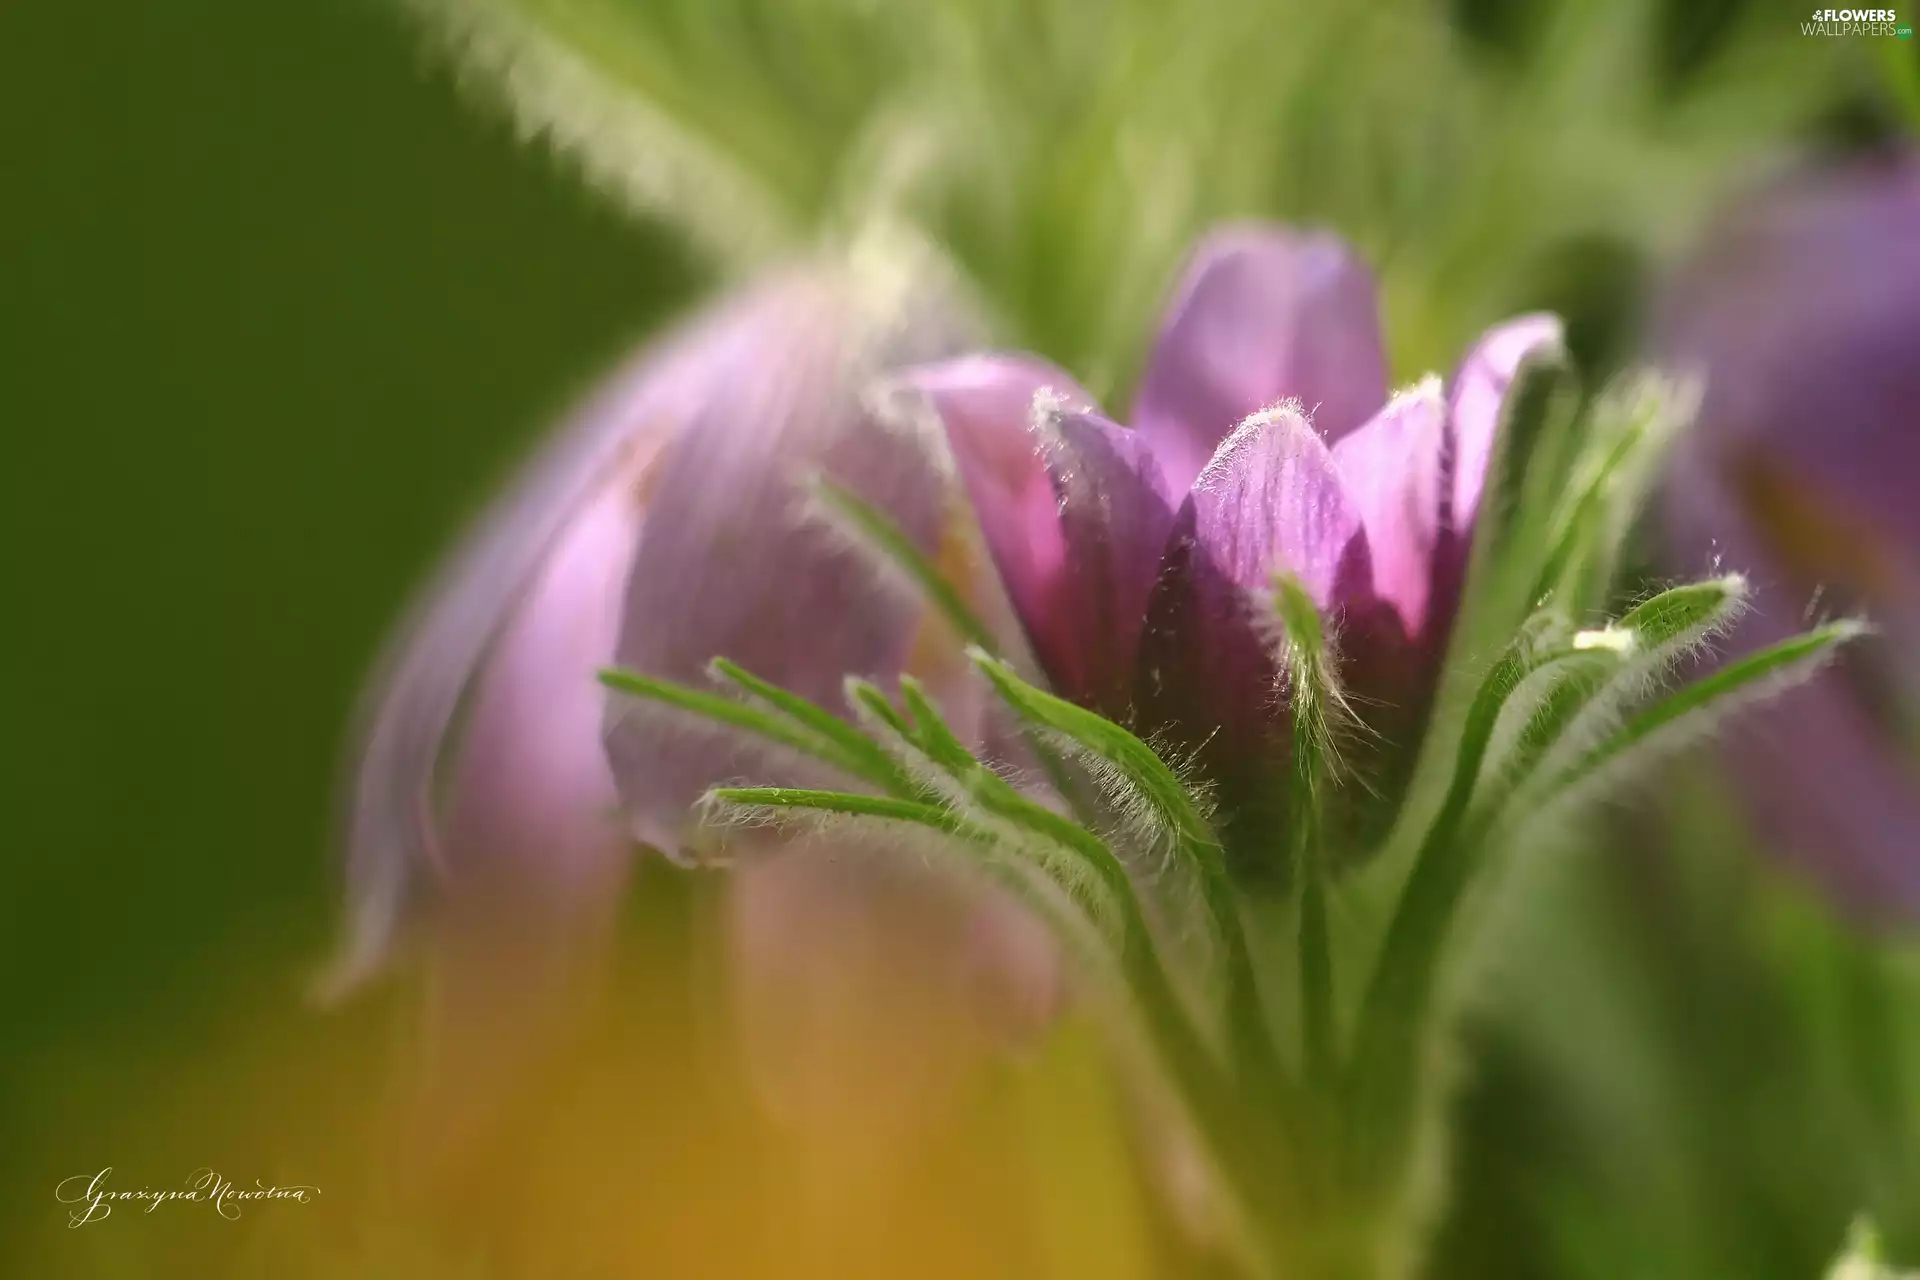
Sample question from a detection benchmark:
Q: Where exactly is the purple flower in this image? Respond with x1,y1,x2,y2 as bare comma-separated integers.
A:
1660,157,1920,915
904,225,1561,858
335,260,1057,1158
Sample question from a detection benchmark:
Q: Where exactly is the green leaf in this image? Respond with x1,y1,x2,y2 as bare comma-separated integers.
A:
1613,575,1748,645
709,786,960,831
1532,372,1697,616
708,784,1097,966
897,676,982,772
1271,573,1351,1089
599,666,876,781
968,648,1293,1097
709,657,917,794
1489,576,1748,816
406,0,897,263
812,477,997,652
1543,619,1867,808
968,651,1222,876
1472,635,1631,819
845,676,918,744
1343,610,1590,1186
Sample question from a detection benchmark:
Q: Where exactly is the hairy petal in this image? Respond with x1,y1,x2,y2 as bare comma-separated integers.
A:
606,266,968,849
1188,405,1371,611
902,358,1174,714
1134,224,1389,493
1136,407,1370,855
1033,409,1179,713
1328,382,1455,829
893,354,1092,663
408,484,642,1164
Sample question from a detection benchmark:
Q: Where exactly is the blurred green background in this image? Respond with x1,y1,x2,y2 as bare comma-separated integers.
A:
3,1,1916,1277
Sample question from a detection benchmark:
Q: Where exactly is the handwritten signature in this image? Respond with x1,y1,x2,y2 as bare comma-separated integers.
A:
55,1167,319,1227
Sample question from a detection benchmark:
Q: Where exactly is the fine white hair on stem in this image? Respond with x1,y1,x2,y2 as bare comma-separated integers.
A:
1510,618,1867,843
974,712,1223,1027
848,689,1127,944
1512,575,1751,813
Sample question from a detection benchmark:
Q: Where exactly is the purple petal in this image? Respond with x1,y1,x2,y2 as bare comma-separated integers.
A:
1327,383,1453,823
1134,225,1390,493
436,487,639,894
1136,407,1370,781
1187,406,1370,608
903,357,1174,713
1661,159,1920,560
605,268,969,848
1674,468,1920,913
1444,313,1565,535
401,485,641,1159
1330,379,1447,640
1033,409,1178,711
332,443,655,1161
330,286,758,991
1653,159,1920,918
892,354,1091,665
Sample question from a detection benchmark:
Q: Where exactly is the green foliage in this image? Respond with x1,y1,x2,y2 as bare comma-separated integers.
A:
403,0,1854,391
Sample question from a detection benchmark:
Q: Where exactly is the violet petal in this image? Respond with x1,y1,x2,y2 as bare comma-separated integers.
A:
1134,225,1390,493
1444,313,1565,535
1135,407,1371,839
904,357,1174,714
1330,378,1447,641
605,271,963,850
332,295,739,991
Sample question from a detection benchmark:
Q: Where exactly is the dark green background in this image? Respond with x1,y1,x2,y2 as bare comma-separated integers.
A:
1,0,693,1265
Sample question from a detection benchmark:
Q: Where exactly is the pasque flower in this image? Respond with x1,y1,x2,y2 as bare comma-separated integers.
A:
334,250,1058,1161
329,215,1847,1277
1660,156,1920,914
903,225,1561,863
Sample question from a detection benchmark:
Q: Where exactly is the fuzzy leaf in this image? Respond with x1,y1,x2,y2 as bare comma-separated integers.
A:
710,657,918,794
969,647,1286,1088
710,785,960,831
812,476,997,651
599,665,881,783
1540,619,1868,811
1508,575,1750,814
1270,573,1351,1087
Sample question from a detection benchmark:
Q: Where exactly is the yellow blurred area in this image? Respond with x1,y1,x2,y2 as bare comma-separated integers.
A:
13,863,1173,1279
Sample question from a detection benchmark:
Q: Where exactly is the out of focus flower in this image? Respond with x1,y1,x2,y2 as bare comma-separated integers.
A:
1660,156,1920,915
902,225,1561,863
331,248,1057,1164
